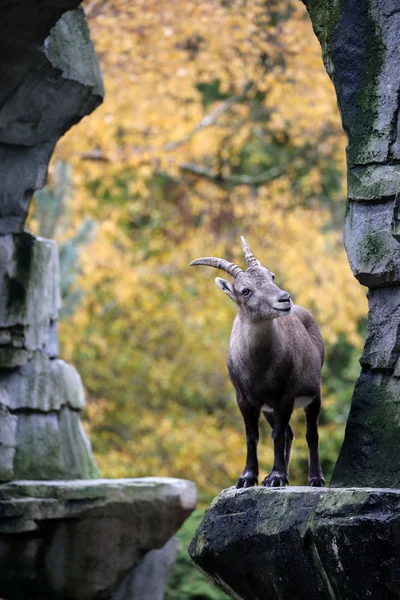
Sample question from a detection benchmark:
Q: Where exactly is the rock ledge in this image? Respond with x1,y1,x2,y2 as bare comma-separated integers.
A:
0,477,196,600
190,486,400,600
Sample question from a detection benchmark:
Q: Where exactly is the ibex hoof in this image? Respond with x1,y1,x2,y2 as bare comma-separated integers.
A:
236,472,258,488
262,471,289,487
308,475,325,487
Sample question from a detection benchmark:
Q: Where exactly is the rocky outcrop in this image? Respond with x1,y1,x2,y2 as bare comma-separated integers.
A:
0,478,196,600
0,232,99,480
302,0,400,487
190,486,400,600
113,537,180,600
0,3,103,481
0,5,103,233
0,233,61,367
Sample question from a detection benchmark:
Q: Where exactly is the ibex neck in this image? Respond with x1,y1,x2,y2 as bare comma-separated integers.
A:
235,316,277,350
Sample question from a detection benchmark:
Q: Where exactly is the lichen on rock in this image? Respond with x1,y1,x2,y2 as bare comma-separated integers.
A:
190,486,400,600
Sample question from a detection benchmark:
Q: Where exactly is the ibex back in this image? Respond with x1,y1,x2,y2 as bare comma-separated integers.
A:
191,237,325,488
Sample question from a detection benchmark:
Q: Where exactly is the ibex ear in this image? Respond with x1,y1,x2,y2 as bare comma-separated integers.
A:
215,277,237,303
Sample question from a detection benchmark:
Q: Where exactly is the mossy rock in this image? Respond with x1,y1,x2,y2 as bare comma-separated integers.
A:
190,486,400,600
345,199,400,286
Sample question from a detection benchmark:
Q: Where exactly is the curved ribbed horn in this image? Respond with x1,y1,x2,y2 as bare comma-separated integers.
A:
241,236,260,267
190,257,243,278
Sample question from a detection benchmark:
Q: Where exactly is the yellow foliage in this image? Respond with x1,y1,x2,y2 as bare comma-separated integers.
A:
39,0,369,502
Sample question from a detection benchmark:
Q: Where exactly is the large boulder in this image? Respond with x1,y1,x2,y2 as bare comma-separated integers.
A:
190,486,400,600
0,477,196,600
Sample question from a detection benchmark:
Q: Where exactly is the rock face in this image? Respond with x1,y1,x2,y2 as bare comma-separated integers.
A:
0,235,99,480
302,0,400,487
113,537,180,600
0,4,103,233
0,478,196,600
190,486,400,600
0,233,61,366
0,2,103,481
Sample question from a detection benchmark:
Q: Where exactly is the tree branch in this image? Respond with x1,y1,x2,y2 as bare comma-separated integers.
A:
179,162,286,187
164,93,246,151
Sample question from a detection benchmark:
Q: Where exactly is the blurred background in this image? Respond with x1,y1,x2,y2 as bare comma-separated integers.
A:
28,0,367,597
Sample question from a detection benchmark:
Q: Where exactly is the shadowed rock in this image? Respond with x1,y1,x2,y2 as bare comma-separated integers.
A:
302,0,400,489
0,6,103,233
0,478,196,600
190,486,400,600
113,537,180,600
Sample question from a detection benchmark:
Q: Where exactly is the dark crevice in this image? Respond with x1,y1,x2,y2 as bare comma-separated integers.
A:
8,406,82,415
350,160,400,169
366,281,400,290
349,195,397,204
388,85,400,157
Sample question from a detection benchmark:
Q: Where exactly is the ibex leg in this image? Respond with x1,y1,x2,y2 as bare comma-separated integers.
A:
284,423,294,470
262,410,294,471
262,404,292,487
305,395,325,487
236,397,259,488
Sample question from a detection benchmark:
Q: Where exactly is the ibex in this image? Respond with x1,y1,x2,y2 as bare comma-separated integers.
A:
191,237,325,488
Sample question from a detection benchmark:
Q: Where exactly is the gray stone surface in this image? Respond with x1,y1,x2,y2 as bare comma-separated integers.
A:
392,189,400,242
1,9,102,148
0,478,196,600
344,198,400,287
0,143,56,233
113,537,179,600
0,351,85,412
12,407,99,481
0,231,98,481
360,287,400,371
190,486,400,600
0,0,104,485
46,8,104,103
0,347,30,368
43,319,59,358
370,1,400,162
0,233,61,360
303,0,400,490
0,6,103,233
0,404,17,481
331,371,400,488
58,408,100,479
0,348,99,481
304,0,400,168
348,164,400,201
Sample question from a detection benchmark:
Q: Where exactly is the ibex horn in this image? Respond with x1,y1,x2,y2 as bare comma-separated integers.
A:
241,236,260,267
190,257,243,278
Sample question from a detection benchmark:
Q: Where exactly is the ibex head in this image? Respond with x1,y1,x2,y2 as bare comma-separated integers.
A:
191,237,291,323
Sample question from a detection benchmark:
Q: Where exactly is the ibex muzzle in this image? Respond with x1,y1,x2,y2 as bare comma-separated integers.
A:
191,237,325,488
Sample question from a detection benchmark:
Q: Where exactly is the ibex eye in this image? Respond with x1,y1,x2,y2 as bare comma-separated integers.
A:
242,288,251,296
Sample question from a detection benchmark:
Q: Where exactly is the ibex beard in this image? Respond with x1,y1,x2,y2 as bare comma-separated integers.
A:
191,237,325,488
